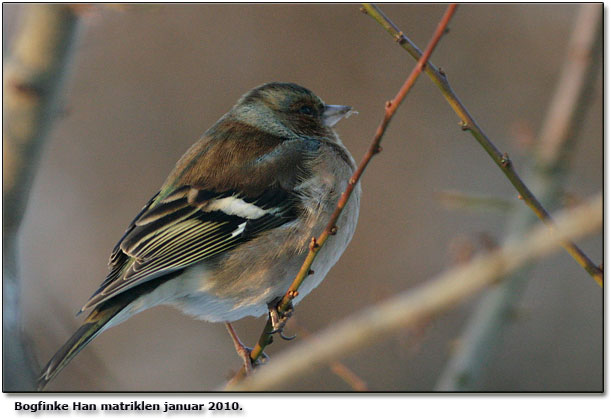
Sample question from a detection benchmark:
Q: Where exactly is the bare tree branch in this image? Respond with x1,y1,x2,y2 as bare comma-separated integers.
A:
361,3,602,286
435,3,602,391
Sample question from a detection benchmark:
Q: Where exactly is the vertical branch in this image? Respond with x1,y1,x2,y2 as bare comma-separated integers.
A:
3,4,79,391
435,3,602,391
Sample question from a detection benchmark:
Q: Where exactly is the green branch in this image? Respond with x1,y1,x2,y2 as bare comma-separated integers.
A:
435,3,602,390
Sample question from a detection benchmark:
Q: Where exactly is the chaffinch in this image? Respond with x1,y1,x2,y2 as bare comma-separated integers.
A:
38,82,360,389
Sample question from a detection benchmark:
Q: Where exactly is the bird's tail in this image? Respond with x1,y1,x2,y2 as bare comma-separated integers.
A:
37,300,127,391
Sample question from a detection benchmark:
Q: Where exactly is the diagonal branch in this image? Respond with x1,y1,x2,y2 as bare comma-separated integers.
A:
228,194,602,391
435,3,602,391
361,3,602,287
227,3,459,385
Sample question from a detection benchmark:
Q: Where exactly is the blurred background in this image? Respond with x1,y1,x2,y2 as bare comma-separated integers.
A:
3,4,602,391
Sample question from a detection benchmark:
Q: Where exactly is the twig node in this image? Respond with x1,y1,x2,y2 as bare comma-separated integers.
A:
500,152,512,168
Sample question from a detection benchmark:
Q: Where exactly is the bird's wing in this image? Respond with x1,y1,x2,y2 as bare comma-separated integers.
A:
80,126,322,313
81,184,298,312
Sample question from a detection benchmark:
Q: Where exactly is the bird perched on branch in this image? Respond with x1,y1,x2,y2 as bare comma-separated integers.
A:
38,82,360,390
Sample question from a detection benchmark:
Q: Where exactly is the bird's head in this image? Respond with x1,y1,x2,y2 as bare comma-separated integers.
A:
231,82,354,138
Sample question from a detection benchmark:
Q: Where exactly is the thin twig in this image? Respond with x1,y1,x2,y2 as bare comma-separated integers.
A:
329,362,369,392
227,194,602,390
435,3,603,391
228,4,459,384
293,322,369,391
361,3,602,286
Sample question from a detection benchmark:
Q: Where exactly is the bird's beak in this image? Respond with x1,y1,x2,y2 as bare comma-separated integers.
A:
322,104,357,127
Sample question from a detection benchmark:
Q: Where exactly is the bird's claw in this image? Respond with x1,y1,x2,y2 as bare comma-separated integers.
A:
267,301,296,340
267,329,296,341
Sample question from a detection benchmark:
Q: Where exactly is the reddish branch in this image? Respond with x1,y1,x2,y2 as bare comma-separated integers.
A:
229,4,459,383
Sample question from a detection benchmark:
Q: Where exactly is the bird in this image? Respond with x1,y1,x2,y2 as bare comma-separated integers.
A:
37,82,361,390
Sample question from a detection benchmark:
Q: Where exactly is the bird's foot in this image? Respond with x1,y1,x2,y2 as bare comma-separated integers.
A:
267,301,296,341
234,344,269,375
225,322,268,374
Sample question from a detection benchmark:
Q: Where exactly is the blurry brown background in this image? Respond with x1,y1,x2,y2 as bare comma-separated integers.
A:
4,4,602,391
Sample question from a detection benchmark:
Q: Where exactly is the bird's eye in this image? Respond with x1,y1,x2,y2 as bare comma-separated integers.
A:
299,105,314,116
